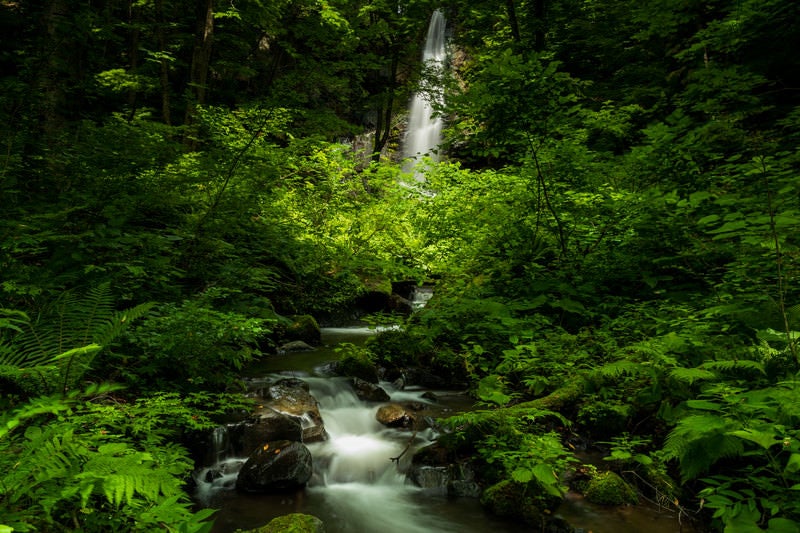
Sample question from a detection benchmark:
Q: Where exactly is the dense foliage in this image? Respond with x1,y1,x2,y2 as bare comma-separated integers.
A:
1,0,799,531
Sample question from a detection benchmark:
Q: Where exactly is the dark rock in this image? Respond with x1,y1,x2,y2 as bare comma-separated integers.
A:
375,403,415,428
408,443,481,498
232,409,304,455
285,315,322,346
265,379,327,442
421,391,438,402
387,293,414,315
236,440,313,493
350,378,390,402
278,340,315,354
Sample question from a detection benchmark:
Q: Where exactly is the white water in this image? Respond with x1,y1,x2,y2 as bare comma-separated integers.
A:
403,10,447,179
194,327,521,533
303,377,460,533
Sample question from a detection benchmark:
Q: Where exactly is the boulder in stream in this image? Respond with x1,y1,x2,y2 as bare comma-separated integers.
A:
232,408,304,455
244,513,326,533
264,378,327,442
375,403,415,428
277,340,315,354
235,440,313,493
350,377,390,402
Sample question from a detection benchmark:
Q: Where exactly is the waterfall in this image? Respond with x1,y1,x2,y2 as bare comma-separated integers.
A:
403,10,447,179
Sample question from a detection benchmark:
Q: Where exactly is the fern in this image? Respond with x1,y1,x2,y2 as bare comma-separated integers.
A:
1,389,214,531
669,366,717,385
663,413,744,481
596,359,642,378
0,284,153,394
700,359,766,375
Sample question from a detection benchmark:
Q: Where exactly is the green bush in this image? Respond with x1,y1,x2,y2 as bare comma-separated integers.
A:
125,291,274,391
0,386,216,533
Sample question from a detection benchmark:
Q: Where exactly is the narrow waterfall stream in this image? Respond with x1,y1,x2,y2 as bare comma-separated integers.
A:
195,326,519,533
403,10,447,178
195,326,694,533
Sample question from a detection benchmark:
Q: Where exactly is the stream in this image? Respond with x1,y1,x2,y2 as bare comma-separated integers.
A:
194,326,692,533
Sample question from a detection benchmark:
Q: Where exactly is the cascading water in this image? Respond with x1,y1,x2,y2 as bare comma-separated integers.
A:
194,328,519,533
403,10,447,179
303,378,460,533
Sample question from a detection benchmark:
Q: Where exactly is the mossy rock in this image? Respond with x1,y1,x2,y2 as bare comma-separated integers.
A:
337,349,380,383
284,315,321,346
480,479,561,525
240,513,325,533
584,471,638,505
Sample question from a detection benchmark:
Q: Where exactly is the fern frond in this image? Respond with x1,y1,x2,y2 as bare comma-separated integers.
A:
93,302,155,347
700,359,765,375
597,360,642,378
663,414,743,481
669,366,717,385
0,285,152,393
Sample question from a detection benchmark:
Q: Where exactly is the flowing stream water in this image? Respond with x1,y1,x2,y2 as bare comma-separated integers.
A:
194,326,692,532
194,326,519,533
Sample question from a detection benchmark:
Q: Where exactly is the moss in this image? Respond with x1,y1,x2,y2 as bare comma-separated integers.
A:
338,349,380,383
240,513,325,533
285,315,321,346
481,480,544,525
584,471,638,505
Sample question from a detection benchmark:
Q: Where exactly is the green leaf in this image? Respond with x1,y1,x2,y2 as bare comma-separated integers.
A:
512,467,533,483
767,518,800,533
785,454,800,474
728,429,779,450
685,400,722,411
698,214,720,226
709,220,747,235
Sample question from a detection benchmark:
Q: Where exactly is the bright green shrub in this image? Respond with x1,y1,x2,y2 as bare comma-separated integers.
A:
0,386,216,533
125,291,273,391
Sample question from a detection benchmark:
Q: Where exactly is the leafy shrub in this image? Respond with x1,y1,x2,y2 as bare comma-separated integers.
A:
125,292,274,391
335,343,379,383
0,386,216,533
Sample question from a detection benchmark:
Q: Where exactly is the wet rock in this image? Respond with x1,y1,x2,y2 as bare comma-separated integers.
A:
408,443,481,498
375,403,415,428
265,379,327,443
350,378,390,402
231,409,303,455
285,315,322,346
481,479,563,526
244,513,326,533
421,391,438,402
277,340,315,354
236,440,313,493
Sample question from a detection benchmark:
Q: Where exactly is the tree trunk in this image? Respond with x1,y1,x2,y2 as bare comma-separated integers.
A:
126,0,140,121
155,0,172,125
185,0,214,135
371,55,398,162
40,0,69,141
506,0,521,44
533,0,546,51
